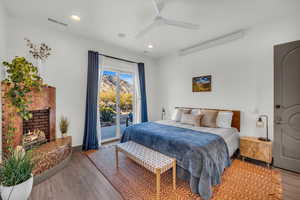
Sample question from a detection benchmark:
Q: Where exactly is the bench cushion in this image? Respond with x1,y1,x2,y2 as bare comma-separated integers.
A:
117,141,174,173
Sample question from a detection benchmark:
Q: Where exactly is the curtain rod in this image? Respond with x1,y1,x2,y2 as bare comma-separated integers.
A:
98,53,139,64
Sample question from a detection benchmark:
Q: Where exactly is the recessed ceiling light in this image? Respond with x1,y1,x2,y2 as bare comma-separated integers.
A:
71,15,81,21
148,44,153,49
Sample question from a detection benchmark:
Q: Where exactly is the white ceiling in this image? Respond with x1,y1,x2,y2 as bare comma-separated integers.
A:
3,0,300,58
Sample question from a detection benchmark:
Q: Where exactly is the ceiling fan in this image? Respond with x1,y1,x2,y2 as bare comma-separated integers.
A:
136,0,200,38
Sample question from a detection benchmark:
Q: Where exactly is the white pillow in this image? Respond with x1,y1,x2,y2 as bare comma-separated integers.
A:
216,111,233,128
171,109,183,122
191,109,201,116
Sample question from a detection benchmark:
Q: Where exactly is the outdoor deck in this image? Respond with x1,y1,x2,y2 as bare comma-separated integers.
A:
101,124,127,141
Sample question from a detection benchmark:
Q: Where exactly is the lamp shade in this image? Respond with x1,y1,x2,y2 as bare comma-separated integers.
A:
256,115,270,142
256,117,264,128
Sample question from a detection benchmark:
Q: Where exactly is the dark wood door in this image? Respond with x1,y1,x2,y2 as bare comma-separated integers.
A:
274,40,300,172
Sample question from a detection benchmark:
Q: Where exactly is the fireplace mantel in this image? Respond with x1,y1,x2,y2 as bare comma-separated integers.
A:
1,83,56,153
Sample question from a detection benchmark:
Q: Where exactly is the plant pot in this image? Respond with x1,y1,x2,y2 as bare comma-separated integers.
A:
1,174,33,200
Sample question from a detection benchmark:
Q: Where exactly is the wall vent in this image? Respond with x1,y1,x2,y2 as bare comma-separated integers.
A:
48,18,68,27
178,29,246,56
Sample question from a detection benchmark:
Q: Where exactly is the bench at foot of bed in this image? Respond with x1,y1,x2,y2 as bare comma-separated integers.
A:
116,141,176,200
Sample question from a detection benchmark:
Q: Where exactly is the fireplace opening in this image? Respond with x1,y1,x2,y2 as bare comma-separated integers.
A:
23,109,50,150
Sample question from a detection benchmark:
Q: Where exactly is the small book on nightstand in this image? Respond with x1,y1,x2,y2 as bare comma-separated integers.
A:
240,136,273,167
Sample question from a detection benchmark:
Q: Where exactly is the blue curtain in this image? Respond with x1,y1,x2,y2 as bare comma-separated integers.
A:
138,63,148,122
83,51,99,151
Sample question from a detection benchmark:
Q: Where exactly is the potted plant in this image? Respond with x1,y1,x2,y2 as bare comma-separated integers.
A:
0,146,35,200
59,116,70,138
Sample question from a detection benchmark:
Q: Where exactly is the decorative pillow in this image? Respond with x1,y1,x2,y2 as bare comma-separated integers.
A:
194,114,204,127
180,113,194,125
171,108,183,122
216,111,233,128
200,109,218,128
182,109,192,114
181,113,203,126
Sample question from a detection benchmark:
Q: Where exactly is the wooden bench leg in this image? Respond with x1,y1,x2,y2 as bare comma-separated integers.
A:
115,147,119,169
156,169,161,200
173,160,176,190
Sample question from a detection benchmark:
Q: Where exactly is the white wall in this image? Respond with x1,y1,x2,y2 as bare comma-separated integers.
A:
0,1,6,76
157,14,300,140
6,17,160,147
0,0,7,157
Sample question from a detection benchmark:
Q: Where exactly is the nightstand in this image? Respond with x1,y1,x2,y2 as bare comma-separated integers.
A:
240,136,272,167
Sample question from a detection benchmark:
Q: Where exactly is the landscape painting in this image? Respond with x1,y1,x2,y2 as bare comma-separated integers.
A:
192,75,212,92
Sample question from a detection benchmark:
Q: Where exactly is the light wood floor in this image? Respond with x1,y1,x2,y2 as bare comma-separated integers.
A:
279,169,300,200
30,152,122,200
30,152,300,200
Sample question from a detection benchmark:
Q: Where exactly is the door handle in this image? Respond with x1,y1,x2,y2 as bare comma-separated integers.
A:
275,105,285,109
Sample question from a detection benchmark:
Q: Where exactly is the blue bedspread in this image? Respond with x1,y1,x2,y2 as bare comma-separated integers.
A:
121,122,230,200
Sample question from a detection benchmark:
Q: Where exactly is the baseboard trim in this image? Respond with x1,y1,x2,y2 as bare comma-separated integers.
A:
101,138,120,144
72,145,82,152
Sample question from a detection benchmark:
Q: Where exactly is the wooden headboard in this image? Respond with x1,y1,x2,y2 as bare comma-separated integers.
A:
175,107,241,132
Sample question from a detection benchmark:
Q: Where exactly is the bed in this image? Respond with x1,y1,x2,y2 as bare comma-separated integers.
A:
121,108,240,200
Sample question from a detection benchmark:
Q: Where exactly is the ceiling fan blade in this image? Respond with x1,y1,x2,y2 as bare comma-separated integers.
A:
152,0,163,15
136,21,159,38
162,18,200,30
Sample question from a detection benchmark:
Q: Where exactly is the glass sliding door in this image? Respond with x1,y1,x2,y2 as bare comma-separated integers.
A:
99,70,118,141
99,69,135,142
119,72,134,135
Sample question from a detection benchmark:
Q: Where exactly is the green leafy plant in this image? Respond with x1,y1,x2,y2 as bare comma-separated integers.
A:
0,147,34,187
59,116,70,135
100,106,115,122
2,57,43,120
99,90,133,114
5,117,17,155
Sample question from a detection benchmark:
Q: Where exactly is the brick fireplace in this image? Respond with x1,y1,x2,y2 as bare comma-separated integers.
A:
2,82,72,181
1,83,56,152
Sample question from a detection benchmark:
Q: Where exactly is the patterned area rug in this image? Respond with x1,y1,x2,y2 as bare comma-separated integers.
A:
86,146,282,200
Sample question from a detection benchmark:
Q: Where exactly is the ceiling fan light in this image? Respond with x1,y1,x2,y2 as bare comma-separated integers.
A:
71,15,81,21
148,44,154,49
